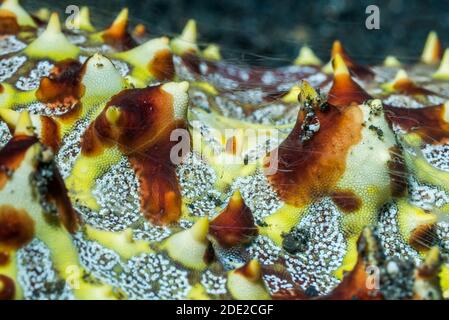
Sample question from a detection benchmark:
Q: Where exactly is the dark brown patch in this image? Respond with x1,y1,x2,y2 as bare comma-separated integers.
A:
36,59,85,111
0,205,35,249
384,104,449,144
131,154,183,226
387,146,408,198
80,86,187,225
40,116,60,151
0,84,4,94
101,19,136,50
203,242,216,265
0,274,15,300
0,135,38,190
209,192,258,247
0,252,9,265
331,190,362,213
265,104,363,207
409,224,437,252
34,159,79,233
148,49,175,81
0,9,20,35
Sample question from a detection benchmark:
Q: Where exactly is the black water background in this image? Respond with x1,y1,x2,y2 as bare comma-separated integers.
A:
25,0,449,67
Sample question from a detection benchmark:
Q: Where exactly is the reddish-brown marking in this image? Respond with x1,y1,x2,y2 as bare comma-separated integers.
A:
387,146,408,198
102,19,136,50
409,224,437,252
0,10,19,35
234,261,260,282
0,252,9,265
0,274,15,300
35,160,79,233
209,192,258,247
0,135,38,190
331,41,374,79
384,104,449,144
272,229,384,300
148,49,175,81
331,190,362,213
40,116,60,151
0,84,4,94
81,86,187,225
327,73,372,109
131,154,182,225
265,105,363,207
203,242,216,265
323,255,382,300
132,23,147,38
0,205,35,249
36,59,85,111
225,136,237,155
393,78,436,96
269,258,381,300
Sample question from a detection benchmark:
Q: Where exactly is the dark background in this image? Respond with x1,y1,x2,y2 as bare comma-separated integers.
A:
25,0,448,66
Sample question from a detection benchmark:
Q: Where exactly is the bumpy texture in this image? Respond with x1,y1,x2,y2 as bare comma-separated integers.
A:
0,0,448,300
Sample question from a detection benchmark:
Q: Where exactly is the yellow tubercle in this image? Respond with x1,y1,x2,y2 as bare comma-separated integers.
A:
85,226,152,260
421,31,442,65
79,53,127,108
162,218,210,271
203,44,222,61
281,85,301,103
66,147,122,211
383,55,402,68
113,37,172,83
110,8,128,30
0,84,37,110
0,0,36,28
14,111,34,137
381,69,409,92
333,53,350,76
294,45,322,66
396,199,436,244
24,13,80,61
260,204,303,246
79,6,96,32
433,48,449,81
33,7,50,22
105,106,122,125
171,19,199,55
227,260,271,300
91,8,128,43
